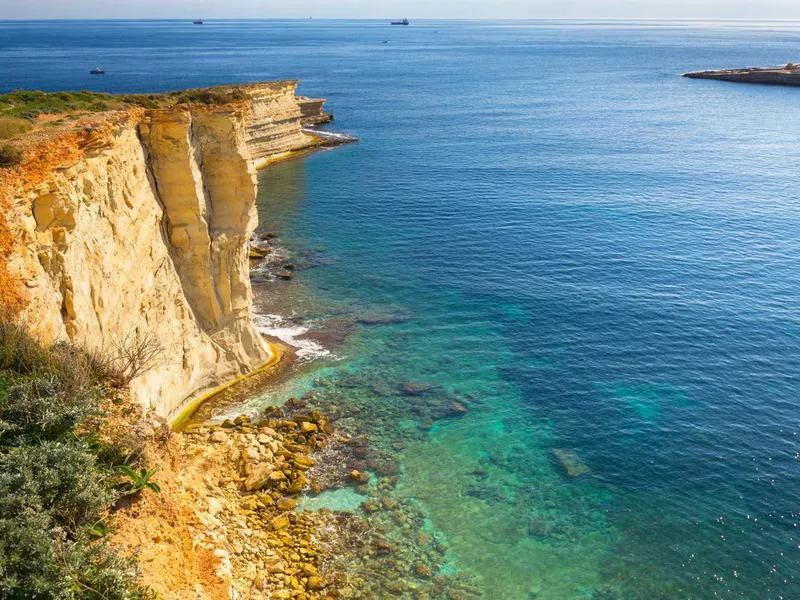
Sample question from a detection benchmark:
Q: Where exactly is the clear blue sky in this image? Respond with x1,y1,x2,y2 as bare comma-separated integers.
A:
1,0,799,20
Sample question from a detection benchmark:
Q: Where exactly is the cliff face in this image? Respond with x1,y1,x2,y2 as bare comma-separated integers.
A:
240,81,332,168
1,82,330,419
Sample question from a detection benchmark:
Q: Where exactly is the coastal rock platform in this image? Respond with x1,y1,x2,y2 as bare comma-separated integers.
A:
683,63,800,86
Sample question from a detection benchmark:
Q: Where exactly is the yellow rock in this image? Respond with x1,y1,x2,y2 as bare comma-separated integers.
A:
300,422,318,433
293,455,315,469
306,576,325,590
277,497,300,511
244,463,275,491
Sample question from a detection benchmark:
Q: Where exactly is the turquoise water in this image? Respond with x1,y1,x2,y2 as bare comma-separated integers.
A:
4,19,800,598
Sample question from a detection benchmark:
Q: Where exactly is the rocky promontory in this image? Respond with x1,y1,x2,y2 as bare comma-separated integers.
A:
683,63,800,86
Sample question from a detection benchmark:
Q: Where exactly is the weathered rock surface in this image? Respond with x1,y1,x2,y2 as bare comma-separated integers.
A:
1,82,333,419
683,63,800,86
238,81,332,168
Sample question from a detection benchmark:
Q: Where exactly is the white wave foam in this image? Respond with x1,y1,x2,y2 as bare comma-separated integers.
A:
254,313,330,361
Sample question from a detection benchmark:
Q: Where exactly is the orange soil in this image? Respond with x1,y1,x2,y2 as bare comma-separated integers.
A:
111,437,231,600
0,110,138,315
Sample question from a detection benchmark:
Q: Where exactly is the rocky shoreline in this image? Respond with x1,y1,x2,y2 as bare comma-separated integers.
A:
115,388,484,598
683,63,800,86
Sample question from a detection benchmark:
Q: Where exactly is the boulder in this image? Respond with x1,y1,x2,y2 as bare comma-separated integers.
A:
270,514,290,530
244,463,275,491
209,430,228,443
300,421,318,433
276,497,299,511
306,576,325,590
293,455,315,469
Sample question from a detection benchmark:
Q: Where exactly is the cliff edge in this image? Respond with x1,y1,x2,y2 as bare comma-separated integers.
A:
0,81,333,419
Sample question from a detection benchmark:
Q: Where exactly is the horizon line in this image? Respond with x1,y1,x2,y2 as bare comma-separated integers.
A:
5,17,800,23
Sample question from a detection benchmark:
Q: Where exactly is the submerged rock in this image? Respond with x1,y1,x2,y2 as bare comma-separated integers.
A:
348,469,370,484
397,382,438,396
447,401,469,416
414,563,433,578
551,448,590,478
373,538,396,554
417,417,433,431
284,397,307,410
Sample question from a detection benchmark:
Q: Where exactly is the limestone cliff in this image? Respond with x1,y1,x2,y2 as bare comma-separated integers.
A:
239,81,333,168
0,82,331,419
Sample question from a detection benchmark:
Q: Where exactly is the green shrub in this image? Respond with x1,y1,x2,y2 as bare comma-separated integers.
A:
0,324,156,598
0,442,111,533
0,518,153,599
1,376,100,444
0,324,106,444
56,537,155,600
0,443,154,598
0,144,22,168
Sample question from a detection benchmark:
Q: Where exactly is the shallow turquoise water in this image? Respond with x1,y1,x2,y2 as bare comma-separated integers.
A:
4,19,800,598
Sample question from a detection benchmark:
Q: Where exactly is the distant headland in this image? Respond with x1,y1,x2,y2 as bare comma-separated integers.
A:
683,63,800,86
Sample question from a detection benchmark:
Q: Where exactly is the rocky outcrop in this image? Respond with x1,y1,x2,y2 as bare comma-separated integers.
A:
0,82,333,419
298,96,333,126
684,63,800,86
238,81,332,168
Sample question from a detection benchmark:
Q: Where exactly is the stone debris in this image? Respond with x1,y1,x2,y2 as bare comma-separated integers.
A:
182,410,339,599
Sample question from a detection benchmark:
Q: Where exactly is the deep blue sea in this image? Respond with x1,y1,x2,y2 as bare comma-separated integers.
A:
3,19,800,599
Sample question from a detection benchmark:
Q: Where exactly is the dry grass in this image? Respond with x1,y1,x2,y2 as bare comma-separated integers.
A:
0,116,31,139
0,143,22,167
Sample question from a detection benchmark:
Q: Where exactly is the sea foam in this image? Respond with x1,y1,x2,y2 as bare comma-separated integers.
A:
253,313,330,361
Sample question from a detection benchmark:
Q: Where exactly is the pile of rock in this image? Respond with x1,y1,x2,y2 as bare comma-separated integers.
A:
184,410,338,599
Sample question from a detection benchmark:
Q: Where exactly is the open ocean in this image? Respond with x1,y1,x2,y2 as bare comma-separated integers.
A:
3,19,800,599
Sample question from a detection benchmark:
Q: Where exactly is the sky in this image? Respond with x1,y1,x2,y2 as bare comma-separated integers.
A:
1,0,800,21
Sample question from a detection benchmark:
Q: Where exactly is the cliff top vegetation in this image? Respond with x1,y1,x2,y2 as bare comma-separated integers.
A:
0,87,250,123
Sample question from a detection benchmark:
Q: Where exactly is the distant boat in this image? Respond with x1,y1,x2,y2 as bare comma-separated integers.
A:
89,66,105,75
193,18,204,24
391,18,409,25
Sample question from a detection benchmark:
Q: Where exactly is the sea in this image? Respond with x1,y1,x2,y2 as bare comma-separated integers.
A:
3,19,800,599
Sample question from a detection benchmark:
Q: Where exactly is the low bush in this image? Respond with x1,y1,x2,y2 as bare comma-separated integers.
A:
0,374,100,443
0,442,111,534
0,323,156,598
0,144,22,168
